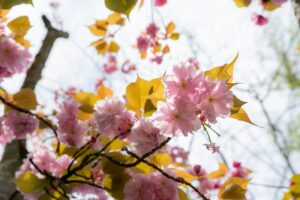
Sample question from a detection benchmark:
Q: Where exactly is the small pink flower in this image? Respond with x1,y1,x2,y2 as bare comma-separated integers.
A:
230,161,248,178
124,173,156,200
167,146,189,163
103,55,118,74
164,61,203,99
93,98,135,137
154,0,167,7
0,117,15,145
5,110,38,139
137,35,150,52
251,13,268,26
150,171,178,200
272,0,287,6
129,119,165,156
57,99,86,147
204,143,220,153
146,23,159,38
154,99,200,137
0,37,32,80
151,56,163,64
197,79,233,123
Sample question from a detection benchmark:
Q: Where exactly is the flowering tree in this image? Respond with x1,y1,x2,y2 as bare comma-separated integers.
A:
0,0,299,200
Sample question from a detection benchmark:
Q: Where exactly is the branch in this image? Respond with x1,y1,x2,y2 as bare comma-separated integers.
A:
292,0,300,28
0,15,68,200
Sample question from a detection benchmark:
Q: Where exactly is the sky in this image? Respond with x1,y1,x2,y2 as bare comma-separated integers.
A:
1,0,300,199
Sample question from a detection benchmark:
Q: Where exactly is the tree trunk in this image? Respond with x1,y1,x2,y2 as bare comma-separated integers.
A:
292,0,300,27
0,16,68,200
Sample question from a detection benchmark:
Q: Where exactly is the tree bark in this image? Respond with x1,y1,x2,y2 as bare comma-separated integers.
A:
292,0,300,27
0,16,68,200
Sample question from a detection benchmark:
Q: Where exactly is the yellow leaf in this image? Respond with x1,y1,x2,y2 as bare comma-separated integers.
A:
263,2,280,11
231,95,247,115
170,33,180,40
125,76,165,116
74,92,100,113
13,88,37,110
178,188,189,200
77,110,93,121
103,173,131,200
0,9,9,21
149,153,172,167
166,22,176,35
229,108,256,126
219,178,249,200
173,169,198,184
91,39,108,55
205,53,238,83
290,174,300,197
162,45,170,54
101,152,132,175
107,12,123,25
8,16,31,37
207,162,228,179
97,84,113,100
15,171,47,194
233,0,251,8
108,40,120,53
14,36,31,47
135,162,153,174
88,20,108,36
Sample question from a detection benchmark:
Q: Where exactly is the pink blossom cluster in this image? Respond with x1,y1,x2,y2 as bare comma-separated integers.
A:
230,161,249,178
0,37,32,81
93,98,135,137
187,164,220,194
129,119,165,155
167,145,189,163
103,55,118,74
0,110,38,145
124,171,178,200
15,146,71,179
154,0,167,7
137,23,165,64
154,60,233,137
57,99,86,147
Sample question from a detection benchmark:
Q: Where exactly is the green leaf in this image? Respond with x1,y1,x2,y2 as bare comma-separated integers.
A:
14,171,47,194
101,152,131,175
104,0,137,16
103,173,131,200
13,88,38,110
1,0,32,9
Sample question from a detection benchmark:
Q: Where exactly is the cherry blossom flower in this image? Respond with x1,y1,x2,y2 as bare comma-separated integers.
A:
93,98,135,137
230,161,249,178
103,55,118,74
154,0,167,7
204,143,220,153
164,61,203,99
151,56,163,64
137,35,150,52
272,0,287,5
31,146,71,177
0,117,14,145
154,99,200,137
167,146,189,163
124,173,156,200
129,119,165,155
197,79,233,123
146,23,159,39
5,110,38,139
251,13,268,26
124,171,178,200
150,171,178,200
57,99,86,147
0,37,32,80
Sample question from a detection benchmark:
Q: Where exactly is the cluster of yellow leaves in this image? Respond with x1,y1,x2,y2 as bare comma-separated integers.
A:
139,21,179,61
89,12,125,55
219,177,250,200
205,54,256,125
283,174,300,200
233,0,282,11
74,84,113,120
125,76,165,117
7,15,31,47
